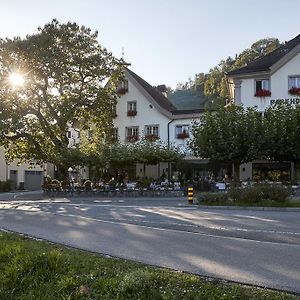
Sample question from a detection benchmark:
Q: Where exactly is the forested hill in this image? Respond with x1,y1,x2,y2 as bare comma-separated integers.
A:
168,37,281,110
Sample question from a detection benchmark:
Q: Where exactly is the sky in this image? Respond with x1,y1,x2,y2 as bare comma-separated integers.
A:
0,0,299,89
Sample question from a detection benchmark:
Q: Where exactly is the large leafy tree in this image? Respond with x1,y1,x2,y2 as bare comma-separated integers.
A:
263,103,300,179
190,105,264,180
0,19,122,178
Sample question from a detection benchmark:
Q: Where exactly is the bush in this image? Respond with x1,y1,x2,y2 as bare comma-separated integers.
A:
228,183,291,203
0,180,12,192
197,192,228,204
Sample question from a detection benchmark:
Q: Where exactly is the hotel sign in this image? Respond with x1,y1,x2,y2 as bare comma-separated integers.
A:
270,98,300,105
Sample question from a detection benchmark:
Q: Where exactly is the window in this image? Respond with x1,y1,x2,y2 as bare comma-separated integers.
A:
127,101,137,116
145,125,159,141
175,125,189,139
145,125,159,136
288,76,300,95
255,79,271,97
126,126,139,142
67,131,71,138
117,80,128,94
112,128,118,141
288,76,300,89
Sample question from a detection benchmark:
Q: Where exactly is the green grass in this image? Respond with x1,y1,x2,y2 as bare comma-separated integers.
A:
0,232,299,300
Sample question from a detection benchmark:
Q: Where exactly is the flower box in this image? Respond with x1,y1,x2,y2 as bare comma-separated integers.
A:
145,134,159,142
177,132,189,139
127,110,137,117
127,135,138,142
117,87,128,95
288,87,300,95
255,89,271,97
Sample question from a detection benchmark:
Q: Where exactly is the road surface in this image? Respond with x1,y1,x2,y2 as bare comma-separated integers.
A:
0,191,300,294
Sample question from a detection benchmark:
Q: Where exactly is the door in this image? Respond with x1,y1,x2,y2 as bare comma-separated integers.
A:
9,170,18,190
24,170,43,190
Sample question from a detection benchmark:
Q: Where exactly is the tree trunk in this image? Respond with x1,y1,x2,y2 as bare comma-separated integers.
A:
143,163,146,179
56,164,68,181
294,160,300,183
232,161,240,185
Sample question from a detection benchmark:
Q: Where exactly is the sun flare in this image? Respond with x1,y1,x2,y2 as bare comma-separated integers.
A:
9,72,25,87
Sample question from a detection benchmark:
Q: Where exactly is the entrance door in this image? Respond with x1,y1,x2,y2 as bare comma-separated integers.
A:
10,170,18,190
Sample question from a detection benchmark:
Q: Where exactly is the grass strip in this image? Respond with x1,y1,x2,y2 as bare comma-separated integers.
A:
0,231,298,300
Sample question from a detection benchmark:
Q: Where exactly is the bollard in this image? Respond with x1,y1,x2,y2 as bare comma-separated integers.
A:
187,186,193,204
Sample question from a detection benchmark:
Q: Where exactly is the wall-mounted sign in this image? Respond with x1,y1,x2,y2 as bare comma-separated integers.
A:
270,98,300,105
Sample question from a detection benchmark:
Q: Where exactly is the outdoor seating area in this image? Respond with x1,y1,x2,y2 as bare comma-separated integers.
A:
43,178,185,197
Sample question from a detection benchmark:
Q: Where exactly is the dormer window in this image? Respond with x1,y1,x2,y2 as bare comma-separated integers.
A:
288,76,300,95
127,101,137,116
255,79,271,97
117,80,128,94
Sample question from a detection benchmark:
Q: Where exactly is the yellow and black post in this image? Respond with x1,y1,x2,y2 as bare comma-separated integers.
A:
187,186,193,204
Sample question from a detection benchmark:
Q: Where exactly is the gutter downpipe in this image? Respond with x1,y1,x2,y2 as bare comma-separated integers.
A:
167,119,174,181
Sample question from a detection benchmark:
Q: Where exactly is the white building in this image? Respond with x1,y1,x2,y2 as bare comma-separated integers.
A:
226,34,300,181
112,67,203,180
0,148,52,190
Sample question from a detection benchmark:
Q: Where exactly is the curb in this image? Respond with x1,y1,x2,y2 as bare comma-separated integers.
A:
196,204,300,212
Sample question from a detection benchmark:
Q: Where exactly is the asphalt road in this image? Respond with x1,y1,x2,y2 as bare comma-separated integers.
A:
0,191,300,294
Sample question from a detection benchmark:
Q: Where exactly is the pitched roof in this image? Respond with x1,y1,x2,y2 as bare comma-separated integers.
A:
125,68,177,113
227,34,300,76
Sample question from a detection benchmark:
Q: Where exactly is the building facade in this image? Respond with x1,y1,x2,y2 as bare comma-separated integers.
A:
226,34,300,181
112,68,203,180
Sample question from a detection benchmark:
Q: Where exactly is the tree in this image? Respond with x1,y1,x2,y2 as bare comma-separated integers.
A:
169,37,281,109
190,105,264,181
0,19,123,179
263,103,300,180
133,139,183,178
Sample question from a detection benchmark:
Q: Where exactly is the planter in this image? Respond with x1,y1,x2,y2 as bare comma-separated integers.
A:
255,89,271,97
177,132,189,139
288,87,300,95
127,135,138,142
127,110,137,117
117,87,128,95
145,134,159,141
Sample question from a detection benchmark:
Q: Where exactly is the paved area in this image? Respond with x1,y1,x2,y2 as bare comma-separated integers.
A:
0,191,300,294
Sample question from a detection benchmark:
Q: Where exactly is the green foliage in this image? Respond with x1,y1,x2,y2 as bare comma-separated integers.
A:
0,232,297,300
198,192,228,203
0,19,123,171
263,103,300,162
170,37,281,109
197,184,292,206
0,180,11,192
228,183,291,203
190,105,263,179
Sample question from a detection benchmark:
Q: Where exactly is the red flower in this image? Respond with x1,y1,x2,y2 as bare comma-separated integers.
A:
177,132,189,139
255,89,271,97
127,135,138,142
288,87,300,95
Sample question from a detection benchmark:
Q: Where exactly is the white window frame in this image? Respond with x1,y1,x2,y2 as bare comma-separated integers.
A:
255,78,270,92
126,126,139,137
288,75,300,89
127,101,137,112
175,125,189,137
145,125,159,137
